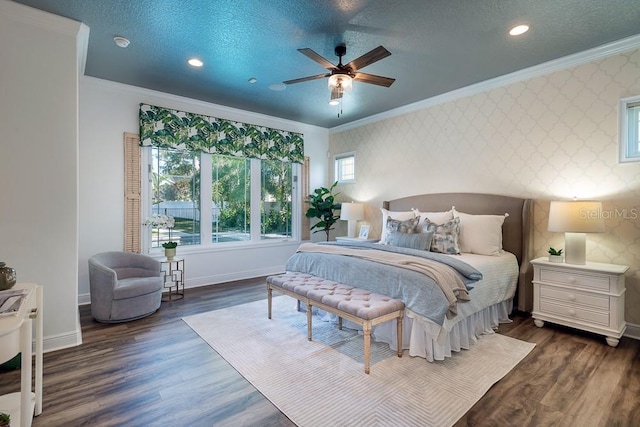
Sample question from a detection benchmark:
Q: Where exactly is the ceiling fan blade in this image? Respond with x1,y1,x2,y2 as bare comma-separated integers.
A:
346,46,391,71
283,73,331,85
353,72,395,87
298,48,337,70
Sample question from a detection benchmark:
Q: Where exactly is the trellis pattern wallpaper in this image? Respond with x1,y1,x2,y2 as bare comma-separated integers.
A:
330,48,640,325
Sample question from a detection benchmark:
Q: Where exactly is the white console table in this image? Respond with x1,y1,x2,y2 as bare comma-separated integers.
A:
0,283,43,427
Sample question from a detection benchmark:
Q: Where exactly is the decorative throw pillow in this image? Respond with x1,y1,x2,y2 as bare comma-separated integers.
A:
379,208,416,244
454,210,507,256
382,216,421,244
424,217,461,254
414,209,454,230
388,230,434,251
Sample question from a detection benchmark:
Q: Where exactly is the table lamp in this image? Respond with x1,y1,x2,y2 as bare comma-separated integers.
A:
547,200,605,265
340,202,364,238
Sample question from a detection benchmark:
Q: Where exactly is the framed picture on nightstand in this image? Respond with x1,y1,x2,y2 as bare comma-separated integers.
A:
358,225,370,239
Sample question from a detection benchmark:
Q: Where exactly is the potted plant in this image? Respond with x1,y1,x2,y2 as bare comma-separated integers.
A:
143,214,177,260
548,247,564,263
305,181,341,241
0,411,10,427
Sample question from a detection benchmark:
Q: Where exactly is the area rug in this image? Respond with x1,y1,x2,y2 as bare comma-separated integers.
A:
183,296,535,427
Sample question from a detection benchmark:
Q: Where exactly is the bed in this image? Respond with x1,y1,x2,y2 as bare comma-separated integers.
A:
286,193,533,361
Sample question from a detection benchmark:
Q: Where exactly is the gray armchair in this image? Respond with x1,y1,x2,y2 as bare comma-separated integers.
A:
88,251,163,323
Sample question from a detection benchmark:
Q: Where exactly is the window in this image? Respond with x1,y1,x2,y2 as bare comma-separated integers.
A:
145,147,298,251
335,152,356,183
150,148,201,247
211,155,250,243
619,96,640,163
261,160,293,240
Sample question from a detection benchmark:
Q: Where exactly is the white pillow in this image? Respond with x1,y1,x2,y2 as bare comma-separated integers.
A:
453,209,507,256
379,208,415,244
414,209,454,227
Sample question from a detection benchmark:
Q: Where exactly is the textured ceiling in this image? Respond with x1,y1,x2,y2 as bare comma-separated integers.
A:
11,0,640,128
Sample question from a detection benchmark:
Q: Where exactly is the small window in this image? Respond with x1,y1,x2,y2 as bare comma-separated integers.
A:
335,152,356,183
619,96,640,163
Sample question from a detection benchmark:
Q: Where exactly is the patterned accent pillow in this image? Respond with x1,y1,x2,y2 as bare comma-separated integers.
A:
388,230,434,251
382,216,421,244
379,208,415,244
424,217,461,254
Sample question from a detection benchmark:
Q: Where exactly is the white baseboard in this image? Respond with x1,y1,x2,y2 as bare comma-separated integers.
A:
625,322,640,341
43,329,83,353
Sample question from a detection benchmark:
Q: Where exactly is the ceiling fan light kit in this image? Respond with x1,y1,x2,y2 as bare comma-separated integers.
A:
328,74,353,105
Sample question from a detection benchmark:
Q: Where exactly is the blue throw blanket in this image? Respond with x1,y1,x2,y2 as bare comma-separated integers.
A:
285,241,483,326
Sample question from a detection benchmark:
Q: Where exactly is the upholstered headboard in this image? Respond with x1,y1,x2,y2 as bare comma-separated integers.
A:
383,193,534,312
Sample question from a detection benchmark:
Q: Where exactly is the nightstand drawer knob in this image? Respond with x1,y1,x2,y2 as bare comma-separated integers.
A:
567,294,576,301
568,309,576,316
567,276,576,284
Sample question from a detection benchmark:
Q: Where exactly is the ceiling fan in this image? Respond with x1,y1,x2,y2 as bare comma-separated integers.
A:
283,44,395,104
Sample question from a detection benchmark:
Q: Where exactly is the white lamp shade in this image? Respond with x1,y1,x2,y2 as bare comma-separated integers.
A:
340,202,364,238
548,200,604,265
340,202,364,221
548,201,605,233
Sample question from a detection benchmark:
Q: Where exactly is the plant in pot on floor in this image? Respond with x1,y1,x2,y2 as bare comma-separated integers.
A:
305,181,341,241
548,247,564,263
144,214,177,260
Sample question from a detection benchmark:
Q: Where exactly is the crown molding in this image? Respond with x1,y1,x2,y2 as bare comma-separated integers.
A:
330,32,640,134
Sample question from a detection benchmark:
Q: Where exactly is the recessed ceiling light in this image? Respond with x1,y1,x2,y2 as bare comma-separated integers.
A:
113,36,130,48
509,24,529,36
268,83,286,91
248,77,257,84
188,58,203,67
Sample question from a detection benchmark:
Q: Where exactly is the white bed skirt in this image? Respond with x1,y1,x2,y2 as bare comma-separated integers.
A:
307,297,514,363
371,298,514,362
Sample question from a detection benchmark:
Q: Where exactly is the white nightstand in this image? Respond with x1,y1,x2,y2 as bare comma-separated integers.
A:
531,257,628,347
335,236,378,242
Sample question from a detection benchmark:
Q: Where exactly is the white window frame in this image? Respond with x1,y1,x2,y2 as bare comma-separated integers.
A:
335,151,356,183
141,147,301,254
619,95,640,163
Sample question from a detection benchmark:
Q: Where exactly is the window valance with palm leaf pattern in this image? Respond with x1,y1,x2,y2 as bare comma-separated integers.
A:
139,104,304,163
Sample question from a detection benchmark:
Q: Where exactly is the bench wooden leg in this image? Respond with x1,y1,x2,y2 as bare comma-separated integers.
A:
397,315,403,358
307,301,313,341
363,322,371,374
267,285,272,319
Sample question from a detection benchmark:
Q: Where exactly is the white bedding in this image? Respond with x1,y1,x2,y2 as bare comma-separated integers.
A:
362,251,518,361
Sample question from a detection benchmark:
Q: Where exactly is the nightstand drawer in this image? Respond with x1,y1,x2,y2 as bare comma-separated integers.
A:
539,269,610,291
539,300,609,326
539,286,609,310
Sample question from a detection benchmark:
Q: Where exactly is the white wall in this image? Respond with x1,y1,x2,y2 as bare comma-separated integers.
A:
78,77,329,300
0,0,86,350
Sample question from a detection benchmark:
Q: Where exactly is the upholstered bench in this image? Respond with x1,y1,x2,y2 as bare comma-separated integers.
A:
266,271,404,374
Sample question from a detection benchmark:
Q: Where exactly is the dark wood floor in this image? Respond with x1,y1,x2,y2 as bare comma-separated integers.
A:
1,278,639,427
